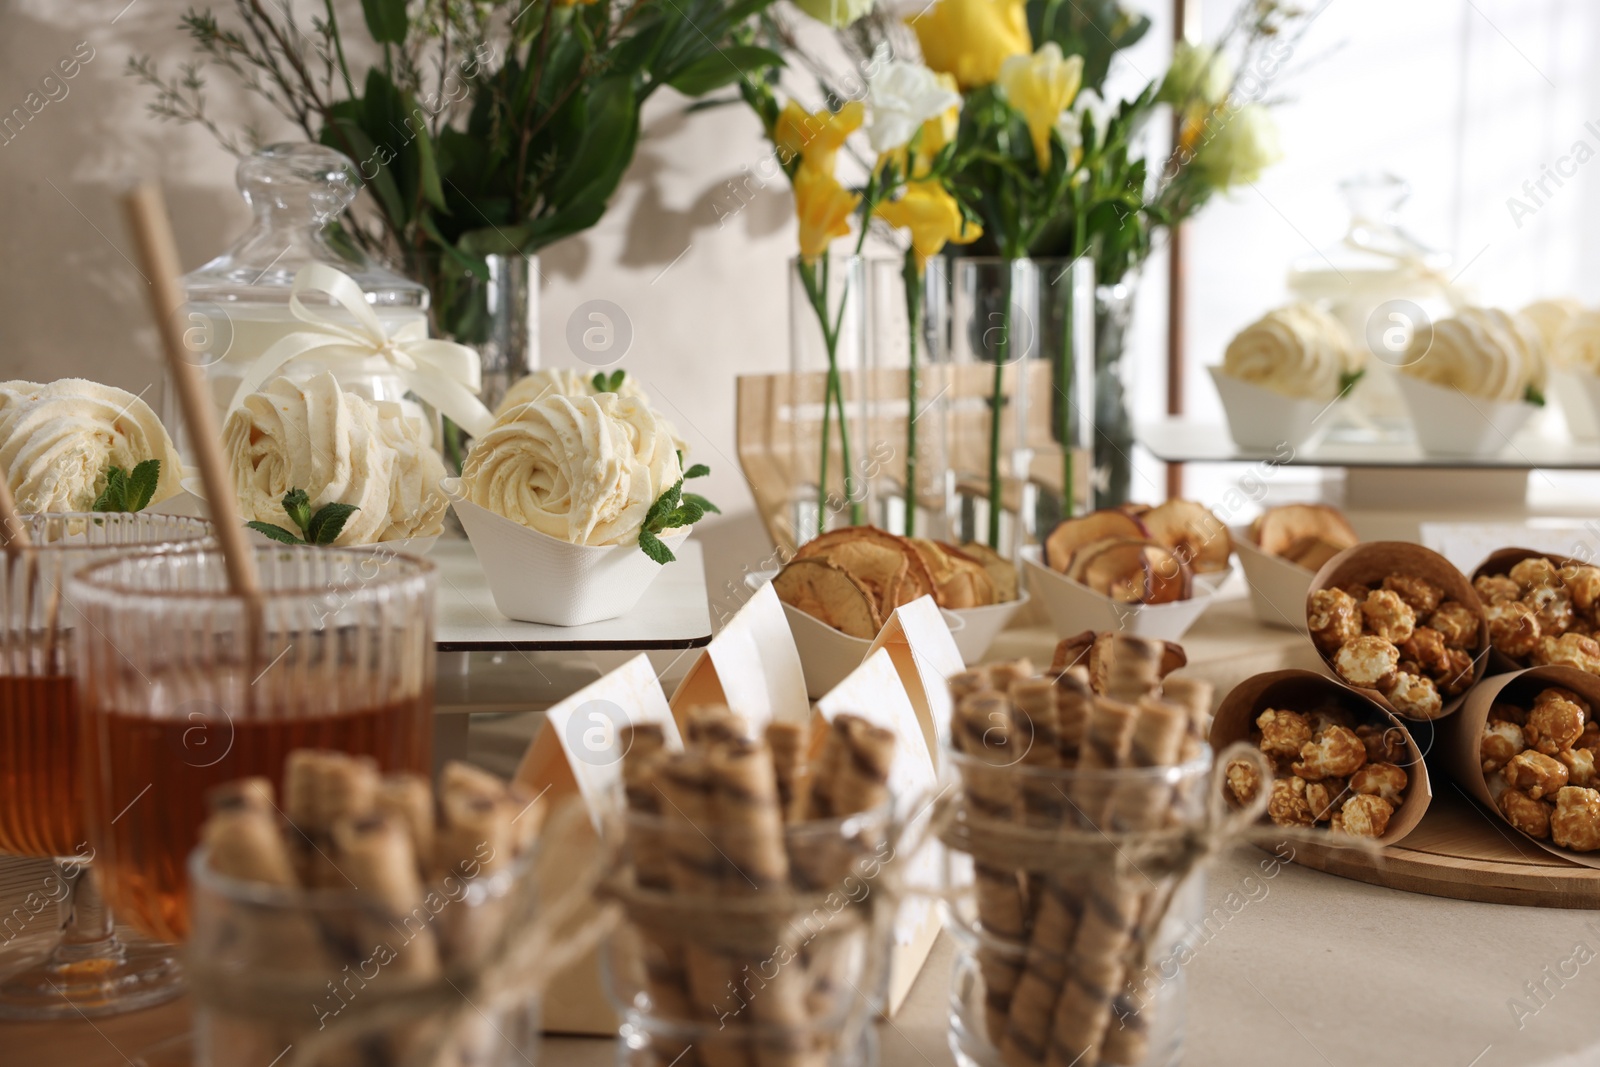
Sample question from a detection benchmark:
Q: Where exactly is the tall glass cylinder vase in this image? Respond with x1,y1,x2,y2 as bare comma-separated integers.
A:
1094,275,1139,509
940,258,1038,558
790,254,869,546
868,255,951,540
1029,257,1097,539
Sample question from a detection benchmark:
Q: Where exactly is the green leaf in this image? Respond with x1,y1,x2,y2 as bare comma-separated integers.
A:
608,370,626,391
306,503,360,545
682,463,711,480
360,0,407,44
546,77,637,208
638,529,676,565
1526,384,1547,408
411,117,449,214
1338,369,1367,396
666,46,784,97
247,521,305,545
671,501,705,527
282,489,313,535
92,467,128,513
682,492,721,515
127,459,162,512
642,479,684,533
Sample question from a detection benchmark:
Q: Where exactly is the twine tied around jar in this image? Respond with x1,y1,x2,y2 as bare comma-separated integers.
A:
185,801,620,1067
226,263,495,438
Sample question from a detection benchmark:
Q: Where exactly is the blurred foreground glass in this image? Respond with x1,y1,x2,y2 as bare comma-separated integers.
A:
603,805,897,1067
0,511,210,1019
185,844,539,1067
941,751,1212,1067
69,544,436,944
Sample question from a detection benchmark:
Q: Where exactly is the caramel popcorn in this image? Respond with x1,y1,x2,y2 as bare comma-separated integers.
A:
1579,720,1600,752
1308,588,1362,652
1292,725,1368,780
1474,574,1520,603
1267,776,1313,827
1550,786,1600,852
1350,763,1408,805
1509,556,1561,591
1305,778,1347,823
1341,582,1372,602
1399,627,1450,676
1497,787,1550,839
1481,720,1526,774
1308,707,1356,735
1565,565,1600,615
1525,694,1586,755
1544,686,1594,717
1256,708,1312,760
1427,601,1479,648
1528,584,1575,637
1531,632,1600,675
1558,748,1597,789
1356,723,1408,765
1381,670,1442,720
1476,556,1600,669
1486,599,1541,659
1362,589,1417,643
1382,575,1443,616
1488,702,1527,726
1332,794,1394,838
1334,636,1400,688
1503,751,1569,799
1225,758,1263,806
1439,648,1477,696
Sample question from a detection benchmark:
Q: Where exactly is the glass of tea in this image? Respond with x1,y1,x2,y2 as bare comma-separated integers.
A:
67,543,436,946
0,511,211,1019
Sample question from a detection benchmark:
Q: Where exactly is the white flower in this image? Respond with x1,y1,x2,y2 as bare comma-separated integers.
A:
1194,104,1282,188
866,57,963,155
795,0,874,29
1160,41,1234,106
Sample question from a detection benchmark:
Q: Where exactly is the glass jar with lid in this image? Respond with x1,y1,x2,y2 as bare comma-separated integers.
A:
174,142,432,449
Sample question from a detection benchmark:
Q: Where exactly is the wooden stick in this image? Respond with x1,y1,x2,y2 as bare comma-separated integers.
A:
0,465,30,549
120,182,258,596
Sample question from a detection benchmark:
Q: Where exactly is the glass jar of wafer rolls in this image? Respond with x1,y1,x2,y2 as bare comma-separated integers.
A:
939,643,1216,1067
601,709,903,1067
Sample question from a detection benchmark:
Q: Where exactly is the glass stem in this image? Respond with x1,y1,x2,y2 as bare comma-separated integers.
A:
902,251,922,539
49,857,119,965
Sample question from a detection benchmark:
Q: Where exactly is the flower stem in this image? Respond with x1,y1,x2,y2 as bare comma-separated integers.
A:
901,250,922,538
988,261,1012,549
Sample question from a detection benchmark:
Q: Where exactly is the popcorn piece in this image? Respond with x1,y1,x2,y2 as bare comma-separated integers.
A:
1542,687,1593,718
1308,588,1362,652
1256,708,1313,760
1498,787,1551,839
1226,758,1263,806
1525,693,1586,755
1340,582,1372,602
1382,671,1443,720
1558,748,1597,789
1486,599,1541,660
1362,589,1417,643
1332,794,1393,838
1579,720,1600,752
1382,575,1443,616
1503,751,1569,799
1438,648,1477,696
1350,763,1409,805
1427,601,1479,649
1564,565,1600,616
1480,720,1526,775
1530,633,1600,673
1292,725,1368,780
1509,556,1561,592
1266,776,1313,828
1528,584,1574,637
1334,636,1400,689
1550,786,1600,852
1474,574,1521,603
1308,706,1356,736
1356,723,1408,765
1399,627,1451,677
1305,778,1347,823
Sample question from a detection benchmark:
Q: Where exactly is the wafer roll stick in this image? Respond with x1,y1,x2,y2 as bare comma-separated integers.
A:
1054,669,1093,765
950,668,996,702
1160,675,1216,774
285,751,380,887
685,704,752,746
376,774,435,872
828,716,895,822
1101,637,1165,704
333,814,440,979
434,788,517,969
801,724,844,821
765,722,808,823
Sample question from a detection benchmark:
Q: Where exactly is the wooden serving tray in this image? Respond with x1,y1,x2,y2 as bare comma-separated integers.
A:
1285,785,1600,909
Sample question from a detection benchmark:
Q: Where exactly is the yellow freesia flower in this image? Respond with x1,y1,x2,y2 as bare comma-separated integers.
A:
875,181,982,271
998,43,1083,169
909,0,1031,90
774,100,866,177
795,166,861,260
918,72,962,159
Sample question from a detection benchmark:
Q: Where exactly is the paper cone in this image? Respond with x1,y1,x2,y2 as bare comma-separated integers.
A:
1443,665,1600,869
450,495,688,626
1208,366,1335,452
1211,669,1431,845
1020,546,1221,641
1230,525,1313,633
1395,374,1536,457
945,590,1030,666
1306,541,1488,720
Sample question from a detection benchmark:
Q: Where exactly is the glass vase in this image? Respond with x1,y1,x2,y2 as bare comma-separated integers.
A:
1094,276,1139,510
868,254,952,540
1028,258,1097,539
421,253,540,418
790,254,869,545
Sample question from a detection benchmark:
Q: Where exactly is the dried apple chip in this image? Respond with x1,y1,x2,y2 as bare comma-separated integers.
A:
772,558,882,638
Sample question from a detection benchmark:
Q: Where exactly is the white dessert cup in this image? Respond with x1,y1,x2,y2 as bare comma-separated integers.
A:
1019,546,1222,641
1394,374,1537,457
1229,526,1313,633
945,590,1030,666
1207,365,1334,453
1551,367,1600,441
449,494,688,626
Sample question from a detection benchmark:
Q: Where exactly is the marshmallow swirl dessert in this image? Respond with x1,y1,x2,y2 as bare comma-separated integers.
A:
461,392,681,546
0,378,185,512
1400,307,1546,402
224,372,447,543
1220,303,1362,401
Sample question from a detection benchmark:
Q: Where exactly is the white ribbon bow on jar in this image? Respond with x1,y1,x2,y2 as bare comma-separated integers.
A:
227,263,494,438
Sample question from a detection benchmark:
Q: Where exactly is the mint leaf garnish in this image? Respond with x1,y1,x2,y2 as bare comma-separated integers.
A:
636,464,720,564
306,502,360,545
253,488,359,545
246,521,304,544
93,459,163,513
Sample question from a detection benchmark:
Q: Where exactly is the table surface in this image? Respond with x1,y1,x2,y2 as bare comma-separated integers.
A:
6,588,1600,1067
433,538,713,652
